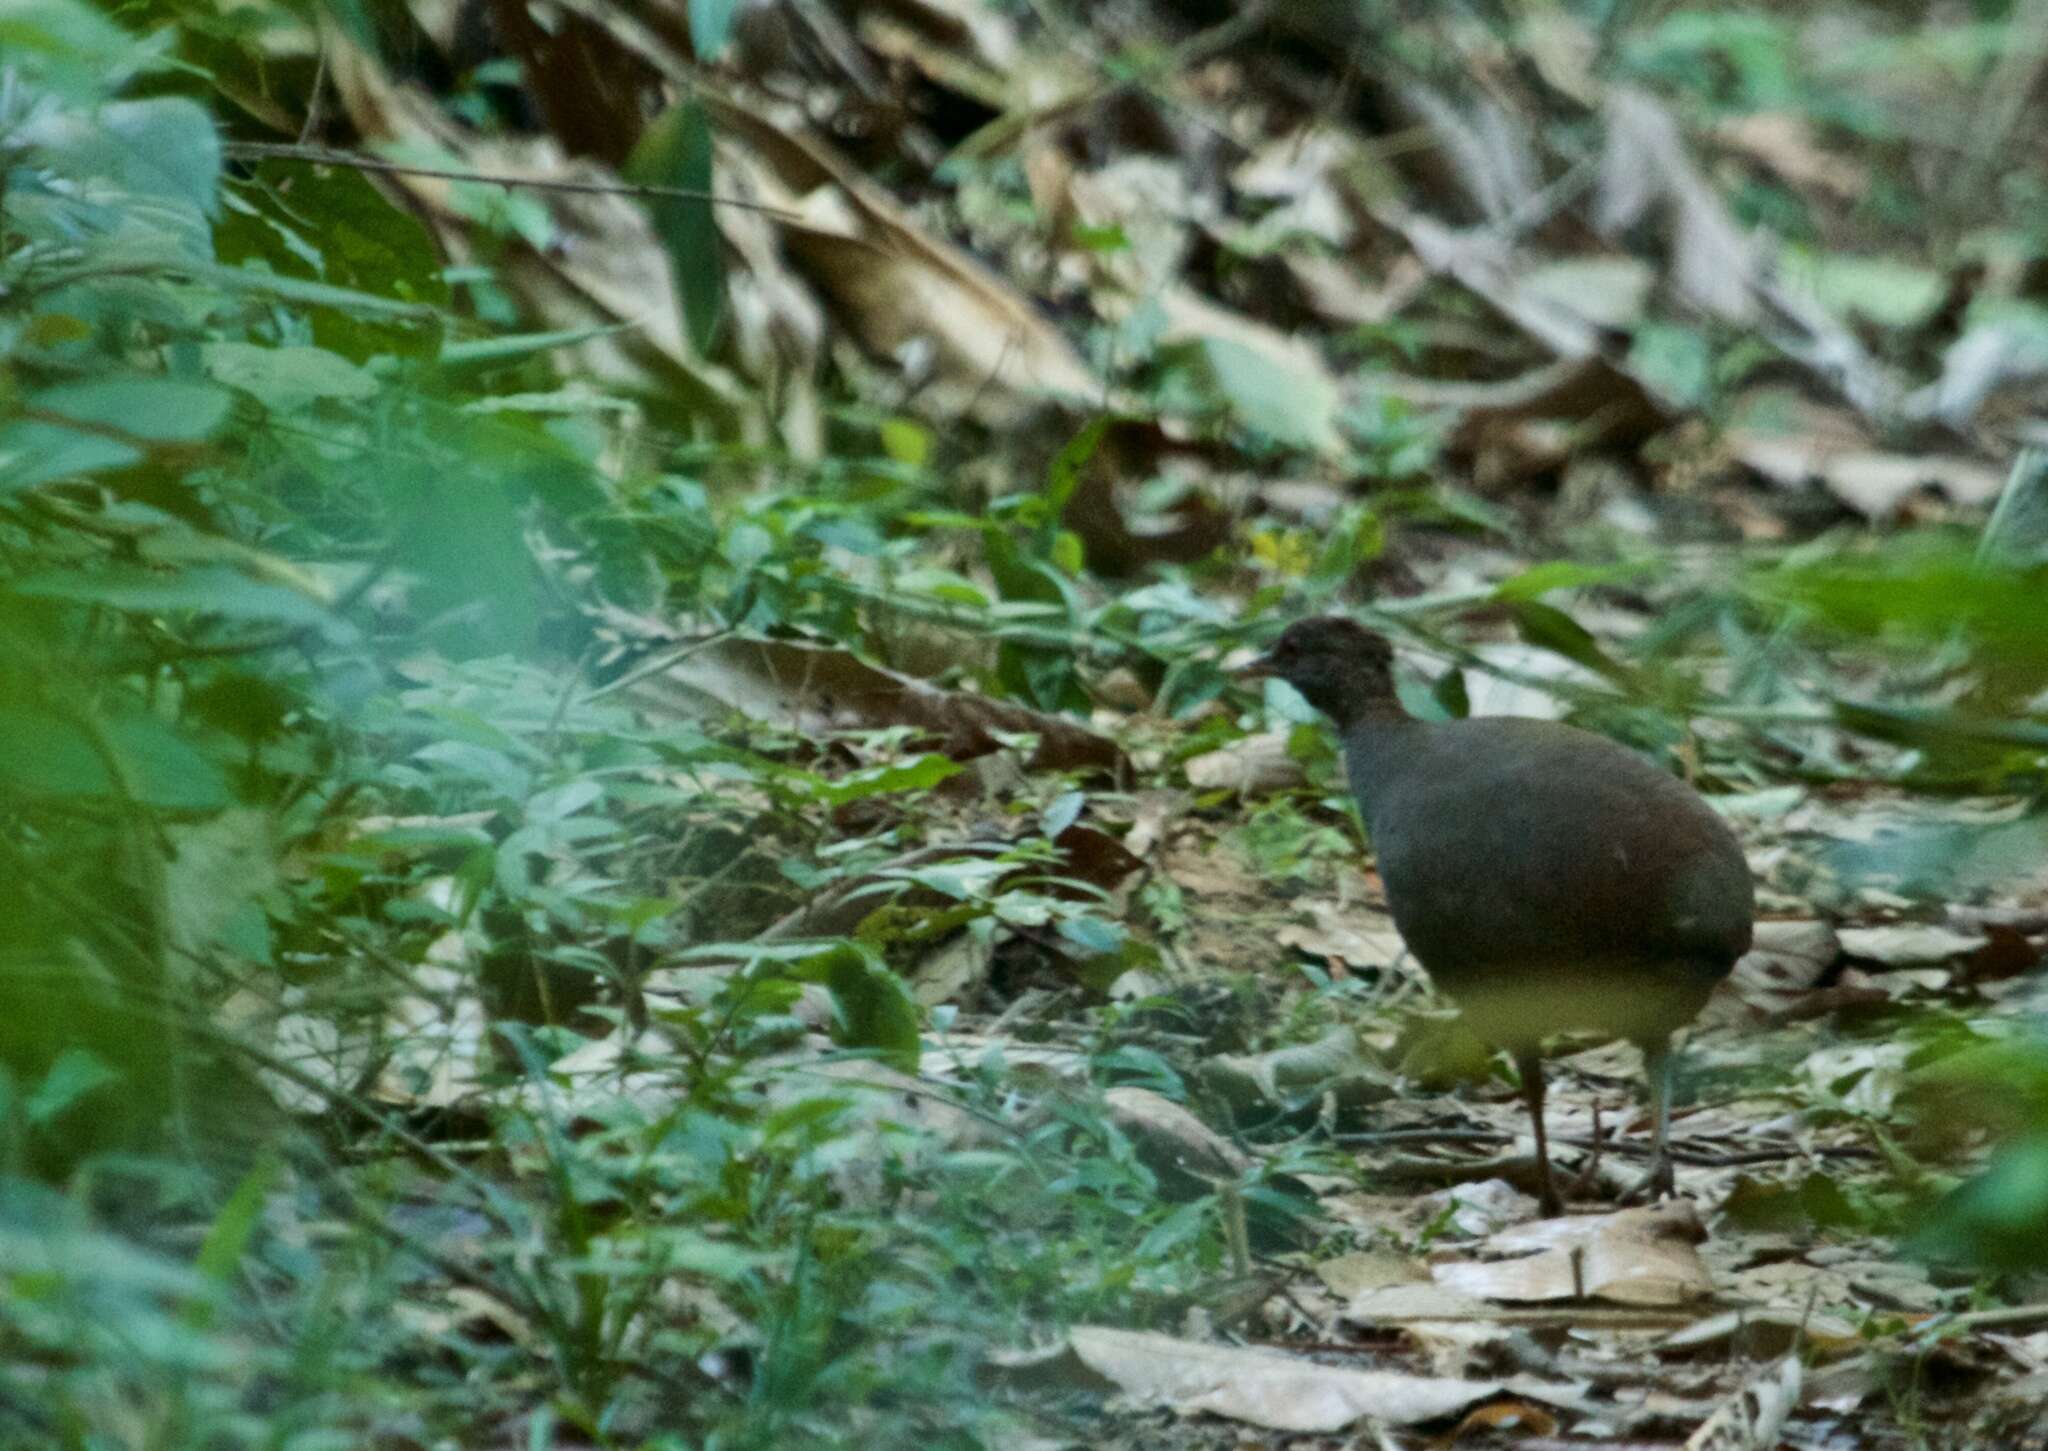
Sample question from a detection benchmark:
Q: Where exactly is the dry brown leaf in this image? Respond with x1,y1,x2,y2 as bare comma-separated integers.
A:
1052,1326,1517,1431
1372,204,1602,359
1316,1250,1433,1301
1681,1354,1801,1451
1060,419,1231,575
1275,901,1409,972
1838,922,1989,965
1197,1026,1393,1111
322,29,761,433
1343,1279,1496,1326
1431,1201,1715,1306
907,931,993,1005
1102,1085,1253,1186
1184,729,1304,792
636,635,1125,776
695,88,1100,427
1660,1306,1862,1358
1597,87,1758,324
922,1030,1089,1081
1714,112,1867,199
1702,918,1840,1024
1282,249,1426,327
1802,1041,1909,1115
1727,392,2003,518
1377,355,1671,480
1449,1398,1561,1443
1909,318,2048,428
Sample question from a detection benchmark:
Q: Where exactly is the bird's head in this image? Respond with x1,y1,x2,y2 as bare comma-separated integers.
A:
1240,615,1399,727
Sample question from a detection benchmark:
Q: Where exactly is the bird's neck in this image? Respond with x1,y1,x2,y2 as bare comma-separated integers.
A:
1320,673,1406,733
1338,711,1423,816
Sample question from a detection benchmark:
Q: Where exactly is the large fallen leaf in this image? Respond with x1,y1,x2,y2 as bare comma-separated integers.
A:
1838,922,1988,966
1184,729,1304,792
1727,390,2003,519
1005,1326,1524,1432
1101,1085,1253,1189
630,635,1125,776
322,29,759,434
1702,918,1840,1023
1432,1201,1714,1306
693,86,1100,428
1275,901,1409,972
1597,87,1758,325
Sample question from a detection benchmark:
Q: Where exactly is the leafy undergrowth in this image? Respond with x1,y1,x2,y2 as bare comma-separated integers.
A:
11,1,2048,1448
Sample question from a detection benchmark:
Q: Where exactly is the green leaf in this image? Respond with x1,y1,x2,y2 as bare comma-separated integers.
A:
98,97,222,219
1182,337,1339,453
24,1048,121,1127
1046,416,1114,518
689,0,740,61
201,342,377,412
30,376,230,442
216,156,447,357
1494,559,1656,602
0,418,139,490
437,324,636,370
188,1153,282,1329
0,707,230,810
626,103,724,356
1510,600,1632,684
1911,1131,2048,1272
812,944,921,1072
1312,504,1385,582
809,754,962,807
0,0,152,97
13,565,334,627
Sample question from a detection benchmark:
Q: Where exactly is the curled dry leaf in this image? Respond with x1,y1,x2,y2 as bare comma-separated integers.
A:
1681,1354,1802,1451
1431,1201,1715,1306
1184,729,1305,792
321,30,759,433
1838,922,1989,966
1727,393,2002,519
1702,918,1840,1024
1909,319,2048,429
1101,1085,1253,1189
1597,87,1758,325
1660,1306,1862,1359
1275,901,1409,972
1713,112,1868,200
693,86,1100,428
999,1326,1530,1432
640,634,1125,776
1419,354,1671,463
1196,1026,1396,1112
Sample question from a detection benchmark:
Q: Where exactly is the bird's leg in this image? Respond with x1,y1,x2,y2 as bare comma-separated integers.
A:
1514,1049,1564,1216
1630,1039,1679,1202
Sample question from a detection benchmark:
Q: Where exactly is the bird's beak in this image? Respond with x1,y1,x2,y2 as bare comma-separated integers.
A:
1236,652,1279,682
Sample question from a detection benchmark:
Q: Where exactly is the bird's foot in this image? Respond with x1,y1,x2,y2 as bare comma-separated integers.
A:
1618,1152,1677,1206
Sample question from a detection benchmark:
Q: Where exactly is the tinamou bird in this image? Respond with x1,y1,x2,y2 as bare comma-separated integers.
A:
1243,615,1754,1214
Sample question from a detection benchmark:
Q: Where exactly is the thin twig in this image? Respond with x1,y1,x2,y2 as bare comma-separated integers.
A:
224,140,822,225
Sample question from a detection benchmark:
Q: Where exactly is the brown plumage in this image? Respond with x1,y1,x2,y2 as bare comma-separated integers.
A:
1244,615,1753,1213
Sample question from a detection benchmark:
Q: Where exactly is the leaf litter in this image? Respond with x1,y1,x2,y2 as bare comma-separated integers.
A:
225,0,2048,1446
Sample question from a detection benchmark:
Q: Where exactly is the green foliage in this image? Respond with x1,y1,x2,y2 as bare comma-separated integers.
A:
9,0,2048,1442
